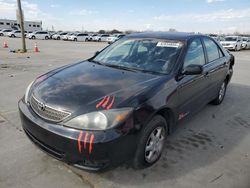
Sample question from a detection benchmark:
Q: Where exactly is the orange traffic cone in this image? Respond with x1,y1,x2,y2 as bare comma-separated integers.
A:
3,41,8,48
34,42,39,52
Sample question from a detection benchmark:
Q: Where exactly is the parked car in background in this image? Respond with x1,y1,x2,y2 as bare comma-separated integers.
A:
68,33,89,41
107,34,125,44
8,30,27,38
88,34,97,41
220,36,242,51
242,37,250,49
62,33,75,41
19,32,234,171
92,34,110,42
28,31,50,40
48,31,56,39
0,29,13,36
52,32,68,40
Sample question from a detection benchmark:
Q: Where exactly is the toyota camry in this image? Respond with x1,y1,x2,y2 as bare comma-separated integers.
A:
18,32,234,171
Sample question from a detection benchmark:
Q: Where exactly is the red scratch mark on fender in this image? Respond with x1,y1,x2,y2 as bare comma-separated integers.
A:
178,112,189,120
84,132,89,150
89,134,95,154
96,96,107,109
106,96,115,110
77,131,83,153
102,96,110,108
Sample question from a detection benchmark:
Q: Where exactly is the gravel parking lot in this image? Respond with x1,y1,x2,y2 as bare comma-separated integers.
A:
0,37,250,188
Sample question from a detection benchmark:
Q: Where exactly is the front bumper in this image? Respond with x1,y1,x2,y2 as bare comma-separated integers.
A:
18,99,137,171
222,45,235,50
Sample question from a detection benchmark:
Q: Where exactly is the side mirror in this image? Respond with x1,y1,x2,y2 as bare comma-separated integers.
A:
183,64,203,75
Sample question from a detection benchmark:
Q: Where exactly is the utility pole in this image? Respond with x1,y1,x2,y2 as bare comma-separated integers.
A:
17,0,27,52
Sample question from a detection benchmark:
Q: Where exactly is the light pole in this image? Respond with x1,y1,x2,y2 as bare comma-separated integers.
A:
17,0,27,52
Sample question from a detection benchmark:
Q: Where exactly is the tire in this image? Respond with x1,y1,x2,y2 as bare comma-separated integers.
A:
234,45,237,51
98,39,101,42
74,38,77,42
133,115,167,169
211,80,227,105
45,36,48,40
11,34,15,38
57,37,60,40
85,38,88,42
32,36,35,39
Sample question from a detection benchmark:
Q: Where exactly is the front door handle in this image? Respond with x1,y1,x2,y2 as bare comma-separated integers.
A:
204,71,209,78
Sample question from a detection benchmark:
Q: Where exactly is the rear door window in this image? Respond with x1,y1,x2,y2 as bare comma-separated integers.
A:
203,38,220,62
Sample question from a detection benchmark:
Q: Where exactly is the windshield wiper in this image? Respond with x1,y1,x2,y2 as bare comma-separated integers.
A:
104,64,138,72
135,69,165,75
89,59,103,65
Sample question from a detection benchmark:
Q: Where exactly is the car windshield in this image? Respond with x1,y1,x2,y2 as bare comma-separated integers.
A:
92,38,183,75
242,38,248,41
225,37,237,41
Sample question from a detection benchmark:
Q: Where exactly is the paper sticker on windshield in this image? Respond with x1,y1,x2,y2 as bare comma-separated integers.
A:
157,42,181,48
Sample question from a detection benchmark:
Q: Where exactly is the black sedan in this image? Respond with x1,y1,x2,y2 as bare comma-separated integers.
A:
18,32,234,171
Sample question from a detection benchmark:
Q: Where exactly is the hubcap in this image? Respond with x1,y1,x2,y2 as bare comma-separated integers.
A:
145,127,165,163
219,82,226,101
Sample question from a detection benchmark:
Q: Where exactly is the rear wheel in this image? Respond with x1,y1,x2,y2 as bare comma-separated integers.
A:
57,37,60,40
11,34,15,38
45,36,49,40
211,80,227,105
32,36,35,39
133,115,167,169
74,38,77,41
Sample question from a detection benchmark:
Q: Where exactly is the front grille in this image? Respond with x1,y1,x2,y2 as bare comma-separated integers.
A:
30,95,71,122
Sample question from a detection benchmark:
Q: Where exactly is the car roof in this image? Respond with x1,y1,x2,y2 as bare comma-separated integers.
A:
126,32,204,41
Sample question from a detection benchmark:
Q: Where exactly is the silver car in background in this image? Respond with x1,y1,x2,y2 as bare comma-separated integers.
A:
220,36,243,51
242,37,250,49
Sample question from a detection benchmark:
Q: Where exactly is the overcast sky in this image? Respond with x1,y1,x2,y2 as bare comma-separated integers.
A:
0,0,250,33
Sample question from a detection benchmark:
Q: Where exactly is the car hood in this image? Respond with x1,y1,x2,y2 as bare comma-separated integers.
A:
33,61,164,114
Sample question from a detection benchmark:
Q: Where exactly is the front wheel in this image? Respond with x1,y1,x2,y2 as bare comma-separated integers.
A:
211,80,227,105
45,36,49,40
133,115,167,169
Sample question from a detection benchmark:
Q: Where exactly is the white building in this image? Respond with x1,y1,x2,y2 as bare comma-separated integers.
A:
0,19,42,32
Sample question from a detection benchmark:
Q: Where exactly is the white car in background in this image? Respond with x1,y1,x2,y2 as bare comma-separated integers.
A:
28,31,50,40
52,32,68,40
106,34,125,44
62,33,76,41
88,34,98,41
0,29,13,36
68,33,89,41
242,37,250,49
92,34,110,42
8,30,27,38
220,36,243,51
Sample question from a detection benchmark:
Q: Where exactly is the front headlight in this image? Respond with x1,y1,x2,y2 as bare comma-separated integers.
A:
64,108,133,130
24,80,34,103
